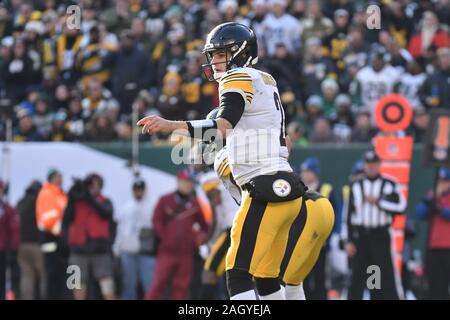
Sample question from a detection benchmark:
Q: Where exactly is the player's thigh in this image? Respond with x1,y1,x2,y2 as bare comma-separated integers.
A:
283,198,334,285
226,192,301,275
249,197,303,276
254,235,287,278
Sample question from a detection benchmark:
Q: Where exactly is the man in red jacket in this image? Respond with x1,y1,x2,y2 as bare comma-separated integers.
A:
145,169,208,300
416,168,450,299
0,179,20,300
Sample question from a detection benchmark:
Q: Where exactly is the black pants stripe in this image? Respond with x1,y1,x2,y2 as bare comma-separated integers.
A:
234,199,267,271
280,200,307,281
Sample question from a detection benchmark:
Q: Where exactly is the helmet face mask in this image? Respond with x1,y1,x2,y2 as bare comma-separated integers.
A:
202,48,232,81
201,22,258,81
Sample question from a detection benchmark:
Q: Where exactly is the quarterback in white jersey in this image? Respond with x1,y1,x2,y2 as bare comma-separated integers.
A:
219,66,292,186
138,22,307,300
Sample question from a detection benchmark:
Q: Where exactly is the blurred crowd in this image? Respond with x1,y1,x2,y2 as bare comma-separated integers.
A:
0,0,448,144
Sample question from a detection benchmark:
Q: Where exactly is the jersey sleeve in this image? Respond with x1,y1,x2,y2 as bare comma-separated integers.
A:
214,148,231,178
219,70,254,105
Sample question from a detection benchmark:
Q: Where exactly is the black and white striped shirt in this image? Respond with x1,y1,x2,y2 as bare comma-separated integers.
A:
347,175,406,232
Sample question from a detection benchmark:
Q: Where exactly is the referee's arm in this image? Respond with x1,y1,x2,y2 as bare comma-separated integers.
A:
378,180,406,215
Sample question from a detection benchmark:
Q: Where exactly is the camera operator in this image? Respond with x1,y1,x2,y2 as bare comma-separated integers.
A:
63,173,115,300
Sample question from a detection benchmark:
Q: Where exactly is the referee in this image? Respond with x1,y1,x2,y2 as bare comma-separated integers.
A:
344,151,406,300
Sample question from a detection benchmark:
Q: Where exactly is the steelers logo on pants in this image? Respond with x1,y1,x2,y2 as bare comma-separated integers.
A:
272,179,291,197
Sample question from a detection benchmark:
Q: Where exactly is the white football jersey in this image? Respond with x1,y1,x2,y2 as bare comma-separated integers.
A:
218,67,292,186
355,65,402,111
261,13,301,56
396,72,426,110
214,146,242,205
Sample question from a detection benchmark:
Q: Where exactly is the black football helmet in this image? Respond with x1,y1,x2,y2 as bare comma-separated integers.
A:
202,22,258,81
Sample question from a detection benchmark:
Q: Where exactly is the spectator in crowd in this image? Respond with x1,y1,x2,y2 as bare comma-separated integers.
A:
180,52,215,120
75,25,115,92
300,158,340,300
408,10,449,63
0,179,20,300
17,180,45,300
290,0,307,19
130,16,152,53
330,93,354,143
264,43,300,107
104,29,153,115
63,173,115,300
286,121,308,146
419,47,450,110
383,33,412,71
323,8,350,69
309,117,338,144
114,178,157,300
219,0,242,23
48,111,71,142
81,79,119,119
13,109,44,142
157,70,184,121
0,4,13,38
157,36,186,84
242,0,268,50
53,84,71,112
383,1,414,50
23,20,45,78
320,78,340,118
83,112,117,142
295,94,324,138
32,95,53,140
302,37,336,98
1,38,38,103
395,59,426,111
146,169,208,300
407,107,430,143
351,45,402,117
350,111,377,143
79,4,98,35
339,25,370,91
36,168,68,300
51,21,84,85
262,0,301,56
99,0,133,35
416,167,450,300
436,0,450,25
301,0,334,45
65,97,87,141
